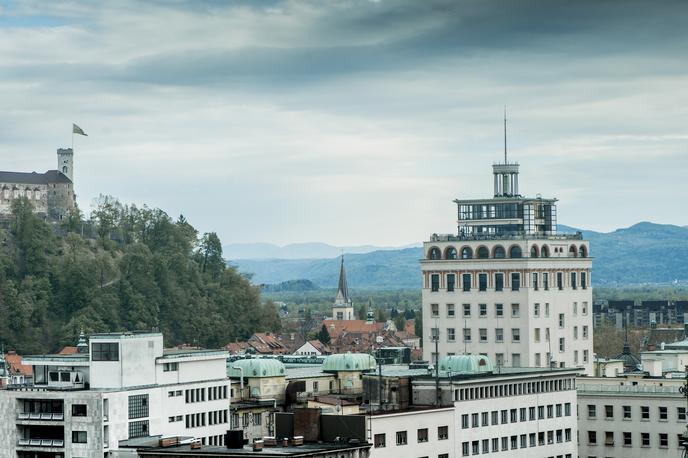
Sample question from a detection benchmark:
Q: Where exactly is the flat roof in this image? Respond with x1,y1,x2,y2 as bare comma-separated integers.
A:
23,354,89,365
160,349,228,360
90,332,162,339
137,442,370,456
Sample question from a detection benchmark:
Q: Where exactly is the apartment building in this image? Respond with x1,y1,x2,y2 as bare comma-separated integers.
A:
0,332,231,457
422,159,593,374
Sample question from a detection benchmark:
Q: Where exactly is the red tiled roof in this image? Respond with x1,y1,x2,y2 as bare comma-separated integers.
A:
58,346,78,355
321,320,384,339
4,352,32,377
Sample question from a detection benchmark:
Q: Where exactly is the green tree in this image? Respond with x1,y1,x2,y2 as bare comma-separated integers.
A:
198,232,224,279
393,314,406,332
318,324,331,344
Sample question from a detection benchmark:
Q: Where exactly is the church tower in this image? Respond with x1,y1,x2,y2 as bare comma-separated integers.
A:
332,256,354,320
57,148,74,182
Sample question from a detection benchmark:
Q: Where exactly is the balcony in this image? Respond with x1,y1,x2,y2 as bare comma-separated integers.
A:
17,413,64,421
429,231,583,242
17,438,64,448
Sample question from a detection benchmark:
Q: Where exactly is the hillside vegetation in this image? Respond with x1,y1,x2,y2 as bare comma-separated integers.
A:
0,197,280,354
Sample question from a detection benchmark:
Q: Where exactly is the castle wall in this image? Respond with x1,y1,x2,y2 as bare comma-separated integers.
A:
0,183,49,214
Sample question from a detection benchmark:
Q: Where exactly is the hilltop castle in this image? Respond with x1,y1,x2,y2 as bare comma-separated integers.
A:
0,148,76,219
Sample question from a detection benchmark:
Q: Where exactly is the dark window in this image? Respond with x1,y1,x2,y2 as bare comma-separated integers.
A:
477,246,489,259
446,247,457,259
511,273,520,291
479,274,487,291
543,273,549,290
462,274,471,292
396,431,407,445
509,246,522,258
374,434,385,448
495,273,504,291
128,394,149,419
494,246,506,258
571,272,577,289
92,342,119,361
417,428,428,443
72,431,87,444
431,274,440,292
447,274,455,292
557,272,563,290
128,420,149,439
461,247,472,259
71,404,87,417
581,272,587,289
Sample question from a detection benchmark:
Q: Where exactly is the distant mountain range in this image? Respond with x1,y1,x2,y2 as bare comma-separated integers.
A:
230,222,688,289
223,242,419,260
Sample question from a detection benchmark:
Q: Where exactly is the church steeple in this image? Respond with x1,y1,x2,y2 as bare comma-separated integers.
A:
332,255,354,320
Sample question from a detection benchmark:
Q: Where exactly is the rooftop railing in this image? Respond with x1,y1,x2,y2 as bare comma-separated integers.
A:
17,438,64,448
577,383,682,395
429,232,583,242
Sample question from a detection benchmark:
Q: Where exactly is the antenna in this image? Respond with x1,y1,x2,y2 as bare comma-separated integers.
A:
503,105,508,164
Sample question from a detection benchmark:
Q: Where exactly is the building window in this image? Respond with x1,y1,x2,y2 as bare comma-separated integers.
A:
495,353,504,366
534,353,541,366
678,407,686,421
446,303,455,317
472,413,479,427
71,430,87,444
623,405,631,419
641,406,650,420
571,272,577,289
464,328,471,342
511,303,520,318
641,432,650,447
473,439,481,454
461,414,469,429
431,303,439,317
447,274,456,292
557,272,563,290
623,431,632,446
462,442,469,456
534,328,540,342
495,273,504,291
462,274,471,291
461,246,473,259
659,433,668,448
583,349,589,362
479,303,487,316
128,420,149,439
431,274,440,292
511,328,520,342
511,273,520,291
478,273,487,291
581,271,587,289
495,328,504,343
512,353,521,367
438,425,448,440
374,434,386,448
605,405,613,419
72,404,87,416
396,431,407,445
588,404,596,418
163,362,178,372
573,326,578,339
431,328,439,341
659,406,668,421
534,303,540,317
128,394,149,419
91,342,119,361
543,272,549,290
463,303,471,317
532,272,539,290
604,431,614,446
495,303,504,317
447,328,456,342
588,431,596,445
558,313,565,328
559,337,565,352
417,428,428,443
479,328,487,342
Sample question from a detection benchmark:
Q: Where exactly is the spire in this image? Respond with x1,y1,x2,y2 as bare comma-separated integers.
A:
335,255,350,305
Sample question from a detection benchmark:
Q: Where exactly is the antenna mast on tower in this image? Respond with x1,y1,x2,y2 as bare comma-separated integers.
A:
503,105,508,164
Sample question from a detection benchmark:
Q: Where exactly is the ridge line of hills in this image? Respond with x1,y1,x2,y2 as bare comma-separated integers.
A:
230,222,688,289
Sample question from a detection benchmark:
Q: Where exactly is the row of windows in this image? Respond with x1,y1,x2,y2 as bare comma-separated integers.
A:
129,420,149,439
429,271,588,292
163,362,178,372
431,301,589,319
461,429,573,456
427,243,587,260
185,385,228,403
231,411,264,428
455,377,575,401
461,403,572,428
128,394,149,420
373,426,449,448
1,188,43,200
587,431,676,448
91,342,119,361
587,404,685,422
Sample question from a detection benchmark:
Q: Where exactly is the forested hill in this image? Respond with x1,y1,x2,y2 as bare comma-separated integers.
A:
0,197,280,354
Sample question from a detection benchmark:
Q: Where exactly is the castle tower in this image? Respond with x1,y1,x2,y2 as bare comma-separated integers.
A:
422,155,593,374
57,148,73,182
332,256,354,320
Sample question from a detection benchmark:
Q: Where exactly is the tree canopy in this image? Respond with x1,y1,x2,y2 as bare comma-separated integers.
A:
0,196,280,353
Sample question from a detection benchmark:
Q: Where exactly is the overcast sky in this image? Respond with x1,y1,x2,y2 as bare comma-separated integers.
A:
2,0,687,246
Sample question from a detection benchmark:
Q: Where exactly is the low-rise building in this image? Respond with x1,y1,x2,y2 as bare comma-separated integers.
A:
0,332,231,457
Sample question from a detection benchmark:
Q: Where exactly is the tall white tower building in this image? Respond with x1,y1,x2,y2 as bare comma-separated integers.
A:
421,156,593,374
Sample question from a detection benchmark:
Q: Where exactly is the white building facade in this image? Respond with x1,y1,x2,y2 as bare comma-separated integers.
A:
0,332,231,457
422,160,593,374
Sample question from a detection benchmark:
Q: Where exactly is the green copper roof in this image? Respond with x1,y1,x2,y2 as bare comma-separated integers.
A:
228,358,286,378
439,354,494,374
323,353,376,372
